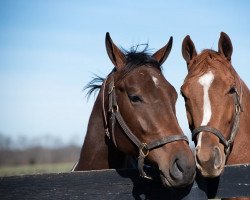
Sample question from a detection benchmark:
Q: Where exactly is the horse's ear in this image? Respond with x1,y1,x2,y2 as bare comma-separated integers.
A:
182,35,197,66
218,32,233,61
105,32,126,69
152,36,173,66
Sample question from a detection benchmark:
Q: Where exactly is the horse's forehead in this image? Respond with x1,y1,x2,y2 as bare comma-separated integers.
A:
129,67,163,83
152,76,159,87
137,67,161,75
123,67,175,95
198,71,214,87
182,69,235,97
184,71,214,86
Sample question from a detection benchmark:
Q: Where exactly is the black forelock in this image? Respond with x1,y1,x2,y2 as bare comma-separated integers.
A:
123,44,162,73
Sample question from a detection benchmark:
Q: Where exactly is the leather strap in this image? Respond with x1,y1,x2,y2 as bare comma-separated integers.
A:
192,126,229,148
147,135,188,150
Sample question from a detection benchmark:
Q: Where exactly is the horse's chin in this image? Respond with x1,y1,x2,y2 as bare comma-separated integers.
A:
196,162,225,178
159,172,172,187
159,170,193,188
198,166,224,178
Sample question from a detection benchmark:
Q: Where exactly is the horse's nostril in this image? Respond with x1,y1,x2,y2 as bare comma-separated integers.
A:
170,159,184,180
166,152,196,187
213,146,222,169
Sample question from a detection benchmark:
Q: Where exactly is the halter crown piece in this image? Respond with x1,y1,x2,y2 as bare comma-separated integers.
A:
102,74,189,179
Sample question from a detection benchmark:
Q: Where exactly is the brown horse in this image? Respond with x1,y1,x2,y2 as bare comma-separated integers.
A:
181,32,250,184
74,33,196,188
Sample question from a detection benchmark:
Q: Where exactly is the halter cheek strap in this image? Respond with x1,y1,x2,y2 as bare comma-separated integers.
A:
102,75,189,179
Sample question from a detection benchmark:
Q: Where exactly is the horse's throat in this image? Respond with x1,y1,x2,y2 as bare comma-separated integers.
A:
227,83,250,164
76,93,127,170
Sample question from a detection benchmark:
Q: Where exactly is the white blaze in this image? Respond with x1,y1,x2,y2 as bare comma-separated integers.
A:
197,71,214,148
152,76,159,87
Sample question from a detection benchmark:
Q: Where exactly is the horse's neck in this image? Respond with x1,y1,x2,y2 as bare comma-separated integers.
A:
75,92,126,171
227,81,250,164
238,81,250,141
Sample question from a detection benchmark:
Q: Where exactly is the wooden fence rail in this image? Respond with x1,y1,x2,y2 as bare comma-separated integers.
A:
0,164,250,200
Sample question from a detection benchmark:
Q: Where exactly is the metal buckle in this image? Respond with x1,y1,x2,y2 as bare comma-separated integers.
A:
235,104,241,113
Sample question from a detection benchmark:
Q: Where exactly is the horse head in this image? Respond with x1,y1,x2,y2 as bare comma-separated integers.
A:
103,33,196,187
181,32,244,177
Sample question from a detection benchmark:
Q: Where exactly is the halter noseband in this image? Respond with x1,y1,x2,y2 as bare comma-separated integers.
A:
192,84,243,158
102,75,188,179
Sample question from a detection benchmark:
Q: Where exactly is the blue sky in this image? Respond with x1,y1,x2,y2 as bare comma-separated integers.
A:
0,0,249,145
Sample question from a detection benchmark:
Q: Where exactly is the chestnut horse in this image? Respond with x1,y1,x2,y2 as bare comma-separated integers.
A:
181,32,250,199
74,33,196,187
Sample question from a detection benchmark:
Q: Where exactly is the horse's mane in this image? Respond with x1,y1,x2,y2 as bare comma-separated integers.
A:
84,75,105,98
85,44,162,98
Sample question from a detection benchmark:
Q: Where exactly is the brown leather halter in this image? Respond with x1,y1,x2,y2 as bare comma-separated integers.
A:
102,74,189,179
192,83,243,159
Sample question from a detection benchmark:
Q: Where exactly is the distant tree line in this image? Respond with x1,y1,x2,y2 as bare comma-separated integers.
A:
0,133,81,166
0,133,82,150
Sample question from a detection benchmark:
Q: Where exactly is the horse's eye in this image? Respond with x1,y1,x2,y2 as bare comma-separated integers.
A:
128,94,143,103
229,86,236,94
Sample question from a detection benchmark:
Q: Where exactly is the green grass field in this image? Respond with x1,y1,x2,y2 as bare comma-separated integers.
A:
0,162,75,177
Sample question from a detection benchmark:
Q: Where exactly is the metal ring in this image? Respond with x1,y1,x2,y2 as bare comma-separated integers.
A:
139,143,149,158
112,104,119,112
